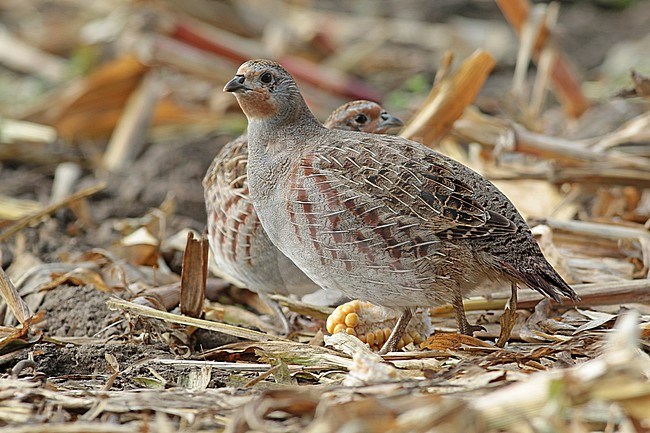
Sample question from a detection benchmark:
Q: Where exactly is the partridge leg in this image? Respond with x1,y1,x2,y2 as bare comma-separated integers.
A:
453,292,485,335
379,308,413,354
496,283,518,347
257,292,291,336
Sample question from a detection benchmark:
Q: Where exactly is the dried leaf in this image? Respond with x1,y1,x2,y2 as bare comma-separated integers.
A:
180,232,208,318
0,267,33,326
421,332,494,351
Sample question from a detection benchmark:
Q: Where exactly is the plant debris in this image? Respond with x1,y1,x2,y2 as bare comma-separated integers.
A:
1,0,649,431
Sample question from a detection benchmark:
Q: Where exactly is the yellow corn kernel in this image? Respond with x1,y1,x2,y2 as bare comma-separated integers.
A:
341,304,356,315
333,323,347,334
366,332,375,347
331,307,346,324
346,327,356,336
358,334,367,344
374,329,385,347
403,333,413,346
326,315,336,334
344,312,359,328
349,300,361,310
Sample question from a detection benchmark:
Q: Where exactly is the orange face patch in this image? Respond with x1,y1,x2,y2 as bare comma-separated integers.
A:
236,87,278,120
354,105,382,133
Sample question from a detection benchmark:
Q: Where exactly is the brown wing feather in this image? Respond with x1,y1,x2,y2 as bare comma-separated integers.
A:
311,132,516,240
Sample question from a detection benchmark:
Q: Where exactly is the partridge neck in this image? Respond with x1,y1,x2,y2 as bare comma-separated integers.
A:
248,99,322,150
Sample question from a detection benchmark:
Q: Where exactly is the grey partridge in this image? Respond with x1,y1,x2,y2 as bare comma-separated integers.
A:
204,99,403,334
224,59,579,353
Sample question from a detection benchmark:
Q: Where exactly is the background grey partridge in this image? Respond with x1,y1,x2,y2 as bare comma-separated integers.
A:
204,99,403,334
224,59,580,353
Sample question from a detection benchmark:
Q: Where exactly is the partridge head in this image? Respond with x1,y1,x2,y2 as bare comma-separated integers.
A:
324,100,403,133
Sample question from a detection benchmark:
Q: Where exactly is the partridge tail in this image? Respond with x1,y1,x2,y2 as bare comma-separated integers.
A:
499,257,580,303
519,262,580,303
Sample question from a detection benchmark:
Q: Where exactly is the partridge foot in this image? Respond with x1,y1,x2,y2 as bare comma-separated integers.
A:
257,292,291,336
378,309,413,354
496,283,518,347
453,294,486,336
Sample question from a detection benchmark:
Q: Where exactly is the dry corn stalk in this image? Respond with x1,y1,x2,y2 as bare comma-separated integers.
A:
400,49,495,145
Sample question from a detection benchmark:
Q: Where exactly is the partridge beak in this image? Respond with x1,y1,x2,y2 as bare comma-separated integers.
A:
378,112,404,130
224,75,249,93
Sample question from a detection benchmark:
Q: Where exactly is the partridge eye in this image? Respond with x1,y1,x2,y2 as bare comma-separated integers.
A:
355,114,368,124
260,72,273,84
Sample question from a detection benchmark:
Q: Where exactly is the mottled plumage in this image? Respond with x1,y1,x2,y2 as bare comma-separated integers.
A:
224,59,579,352
204,99,402,334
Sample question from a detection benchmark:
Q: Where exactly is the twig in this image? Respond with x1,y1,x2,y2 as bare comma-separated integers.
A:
107,297,289,342
0,118,57,144
151,358,279,372
270,294,334,319
51,162,82,204
0,267,33,326
102,72,161,172
515,279,650,309
430,279,650,316
592,111,650,151
538,218,650,242
244,364,282,388
496,0,590,117
0,24,65,82
547,167,650,188
496,284,518,348
0,182,107,242
511,4,543,101
514,124,650,169
529,3,559,118
8,425,137,433
170,16,381,101
489,166,650,188
452,109,650,170
131,278,229,312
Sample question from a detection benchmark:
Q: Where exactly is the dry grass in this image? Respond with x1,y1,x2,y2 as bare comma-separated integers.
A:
1,0,649,431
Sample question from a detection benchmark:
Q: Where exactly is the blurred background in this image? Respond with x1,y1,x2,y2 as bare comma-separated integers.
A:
1,0,648,224
1,2,650,430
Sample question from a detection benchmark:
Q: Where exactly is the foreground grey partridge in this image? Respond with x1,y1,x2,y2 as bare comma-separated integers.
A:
204,99,403,334
224,59,579,353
